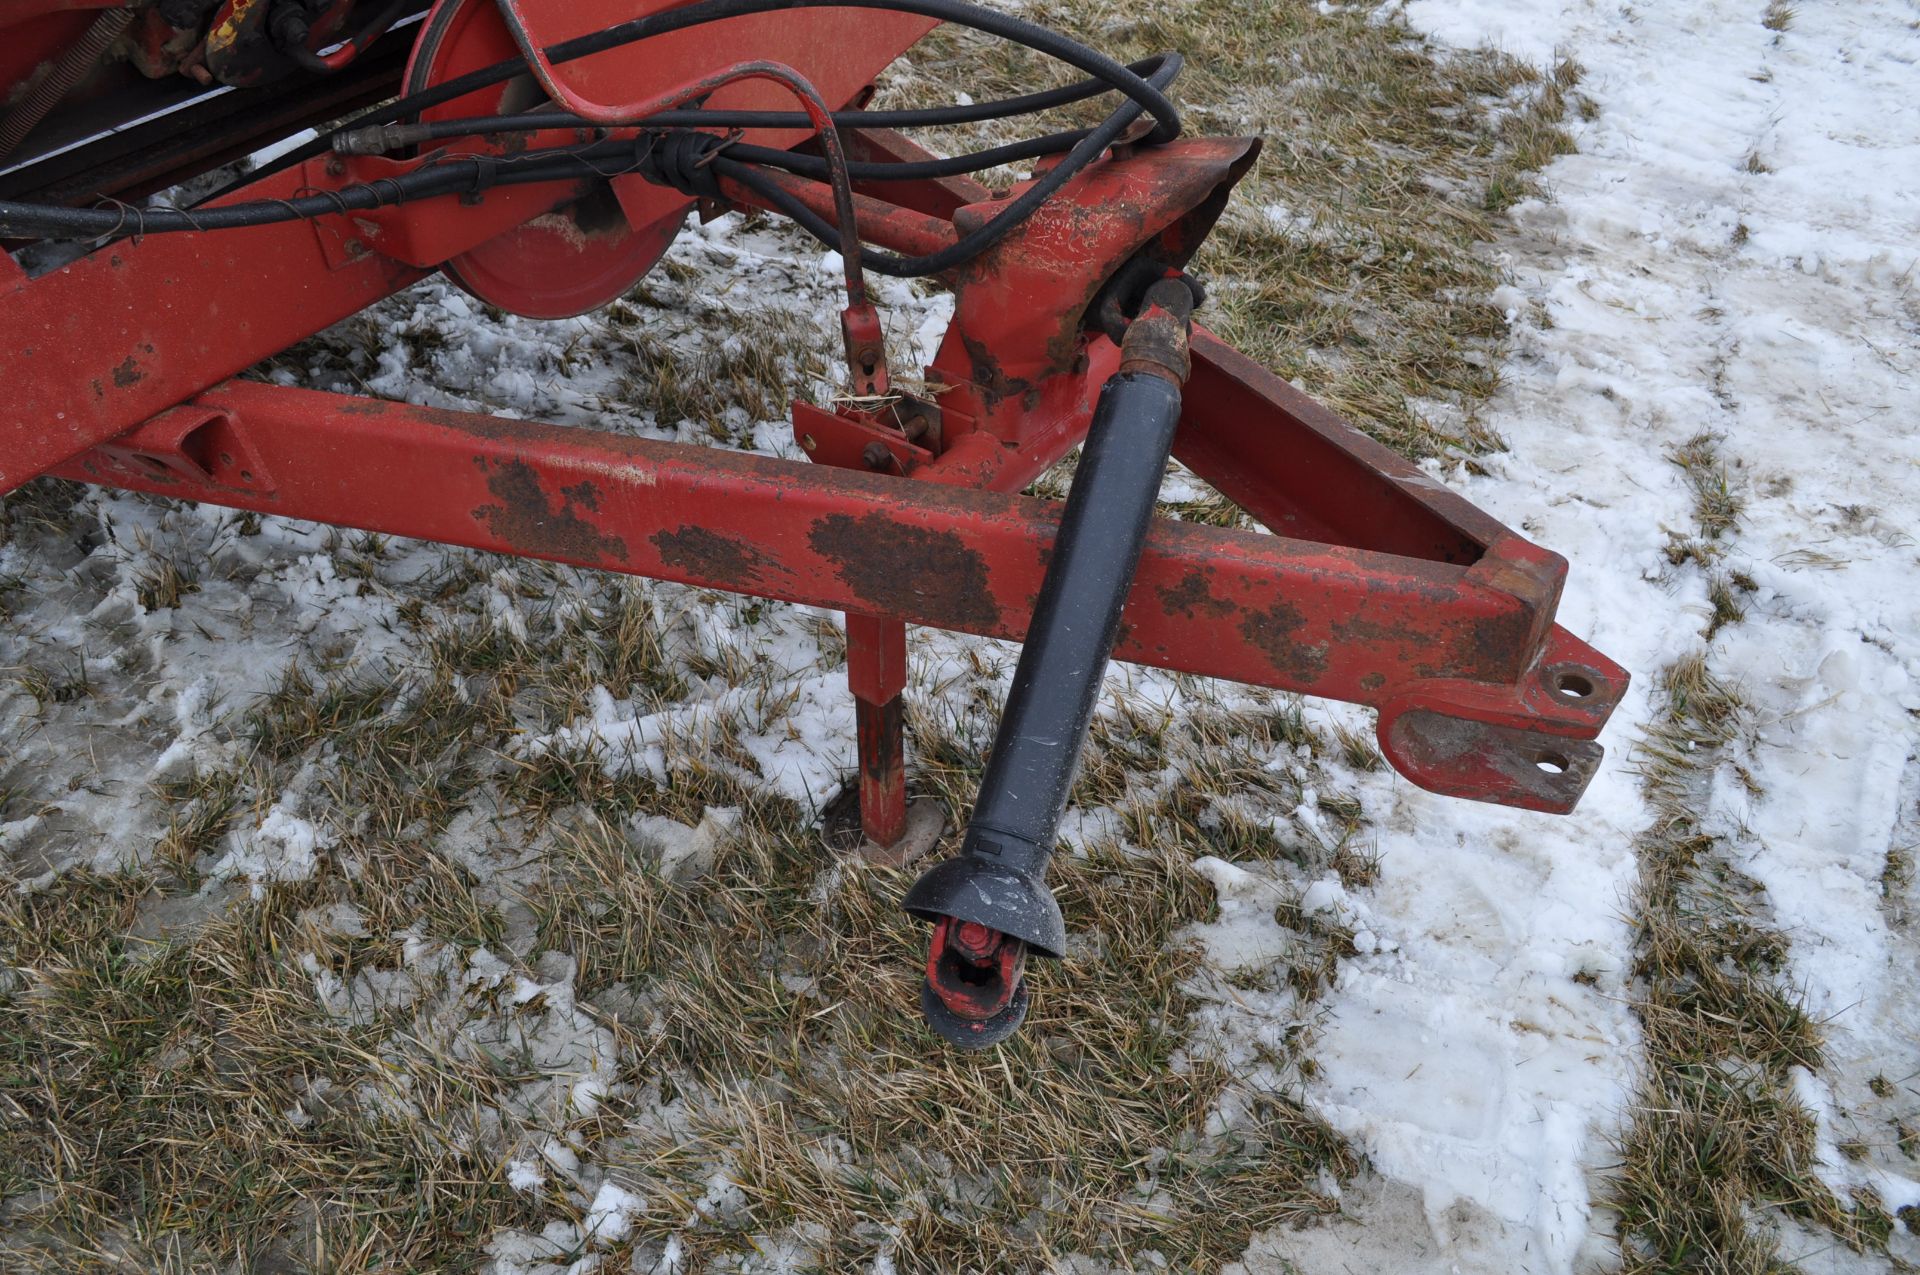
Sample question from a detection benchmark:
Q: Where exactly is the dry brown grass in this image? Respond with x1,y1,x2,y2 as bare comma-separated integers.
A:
0,1,1594,1269
1610,503,1895,1263
884,0,1586,464
533,787,1360,1271
1662,433,1755,637
0,686,1365,1271
0,870,553,1273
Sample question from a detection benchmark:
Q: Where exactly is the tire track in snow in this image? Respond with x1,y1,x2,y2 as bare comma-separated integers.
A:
1250,0,1920,1270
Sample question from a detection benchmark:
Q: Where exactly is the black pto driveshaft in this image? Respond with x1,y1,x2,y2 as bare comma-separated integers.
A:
903,277,1197,1047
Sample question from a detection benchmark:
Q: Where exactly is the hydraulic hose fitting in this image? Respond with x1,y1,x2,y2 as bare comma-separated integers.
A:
905,273,1197,1049
332,122,435,156
268,3,315,61
1118,275,1196,385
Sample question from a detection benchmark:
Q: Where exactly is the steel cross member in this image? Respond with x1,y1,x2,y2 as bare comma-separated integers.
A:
50,363,1624,815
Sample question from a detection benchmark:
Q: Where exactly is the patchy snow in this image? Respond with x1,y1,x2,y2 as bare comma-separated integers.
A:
209,789,335,896
1240,0,1920,1270
631,805,741,884
581,1181,648,1245
4,2,1917,1270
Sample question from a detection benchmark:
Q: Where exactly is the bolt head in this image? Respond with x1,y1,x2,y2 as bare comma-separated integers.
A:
955,921,995,957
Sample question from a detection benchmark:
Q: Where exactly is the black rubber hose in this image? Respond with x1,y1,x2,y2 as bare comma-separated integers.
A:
240,0,1181,189
1,120,1047,241
2,0,1183,274
725,130,1086,182
4,40,1176,276
333,54,1172,151
0,141,641,237
338,118,1086,176
710,54,1175,276
471,0,1178,139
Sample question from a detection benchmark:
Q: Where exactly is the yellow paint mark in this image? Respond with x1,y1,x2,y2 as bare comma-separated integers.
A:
208,0,258,55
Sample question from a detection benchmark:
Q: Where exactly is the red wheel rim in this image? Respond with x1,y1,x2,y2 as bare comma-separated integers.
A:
402,0,685,319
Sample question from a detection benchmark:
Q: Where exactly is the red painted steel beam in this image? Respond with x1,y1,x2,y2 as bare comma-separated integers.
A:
0,177,425,493
52,379,1623,812
717,168,961,260
1174,328,1497,564
0,2,935,493
0,138,645,492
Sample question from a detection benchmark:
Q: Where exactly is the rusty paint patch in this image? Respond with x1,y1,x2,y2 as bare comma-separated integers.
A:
808,512,1002,632
651,525,769,588
1238,599,1328,686
111,356,143,388
1387,709,1596,813
857,696,905,786
1157,570,1233,620
958,332,1033,412
1328,605,1528,685
1465,610,1537,681
562,480,601,511
473,459,628,563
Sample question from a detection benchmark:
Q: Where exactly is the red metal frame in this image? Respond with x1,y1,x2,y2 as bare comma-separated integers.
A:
1,3,1628,848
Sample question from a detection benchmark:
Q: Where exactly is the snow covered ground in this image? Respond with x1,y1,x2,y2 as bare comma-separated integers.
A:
1252,0,1920,1269
2,1,1917,1271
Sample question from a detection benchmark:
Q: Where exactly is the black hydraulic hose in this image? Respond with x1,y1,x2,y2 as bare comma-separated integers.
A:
0,140,643,237
243,0,1181,188
671,131,1085,182
709,50,1177,277
2,40,1176,276
475,0,1178,140
149,0,1185,260
327,40,1174,275
0,135,996,265
344,114,1091,177
2,3,1183,276
329,59,1169,153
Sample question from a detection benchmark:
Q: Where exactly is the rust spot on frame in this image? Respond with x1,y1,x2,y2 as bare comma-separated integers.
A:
808,511,1002,632
1238,599,1328,686
652,525,770,588
472,459,628,563
1157,570,1233,620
